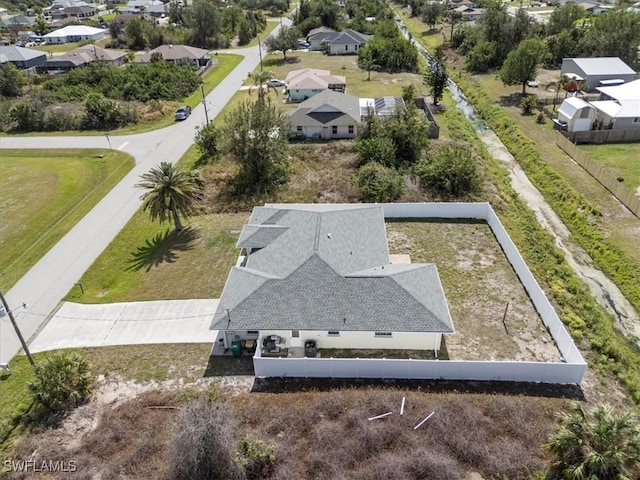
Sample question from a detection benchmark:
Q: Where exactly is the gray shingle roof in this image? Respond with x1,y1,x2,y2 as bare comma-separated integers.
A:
0,46,46,62
327,29,368,46
287,90,361,127
211,205,454,334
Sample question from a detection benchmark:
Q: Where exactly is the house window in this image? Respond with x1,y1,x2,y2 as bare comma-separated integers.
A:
297,126,303,132
348,125,354,134
292,330,300,338
332,125,338,134
345,45,348,51
328,331,340,336
633,117,640,123
374,332,392,337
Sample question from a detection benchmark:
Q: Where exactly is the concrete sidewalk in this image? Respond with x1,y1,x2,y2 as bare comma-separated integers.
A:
28,299,219,353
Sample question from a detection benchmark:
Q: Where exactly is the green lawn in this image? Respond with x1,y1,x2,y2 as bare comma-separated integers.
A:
249,50,425,97
579,143,640,192
0,149,134,292
64,210,249,303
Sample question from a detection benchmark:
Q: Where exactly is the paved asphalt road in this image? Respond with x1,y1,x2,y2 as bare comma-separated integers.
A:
0,22,284,363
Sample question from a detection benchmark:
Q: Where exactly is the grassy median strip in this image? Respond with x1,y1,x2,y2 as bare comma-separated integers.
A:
0,149,134,291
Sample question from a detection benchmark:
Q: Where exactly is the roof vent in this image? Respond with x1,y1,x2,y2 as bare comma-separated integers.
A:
327,233,332,239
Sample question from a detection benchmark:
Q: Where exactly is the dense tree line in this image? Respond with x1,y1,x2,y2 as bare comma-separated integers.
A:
399,0,640,72
357,20,419,73
108,1,267,50
294,0,394,36
42,62,201,103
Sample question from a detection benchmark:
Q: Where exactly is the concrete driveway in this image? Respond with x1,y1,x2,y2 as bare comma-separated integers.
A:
29,299,219,353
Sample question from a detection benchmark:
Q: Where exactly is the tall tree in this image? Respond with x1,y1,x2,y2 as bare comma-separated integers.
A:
187,0,223,48
546,403,640,480
500,38,547,95
421,2,443,31
221,99,290,194
424,46,448,105
264,25,300,61
136,162,203,232
547,2,586,35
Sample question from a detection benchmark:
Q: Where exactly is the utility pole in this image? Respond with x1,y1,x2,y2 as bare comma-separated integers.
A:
0,290,35,367
200,84,209,124
258,36,263,72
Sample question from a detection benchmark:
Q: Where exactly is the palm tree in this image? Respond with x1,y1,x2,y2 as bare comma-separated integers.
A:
248,70,277,100
136,162,203,232
545,403,640,480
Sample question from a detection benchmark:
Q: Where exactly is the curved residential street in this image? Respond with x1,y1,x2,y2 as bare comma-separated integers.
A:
0,25,283,363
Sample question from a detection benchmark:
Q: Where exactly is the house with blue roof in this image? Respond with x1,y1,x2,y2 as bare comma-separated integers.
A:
210,204,454,366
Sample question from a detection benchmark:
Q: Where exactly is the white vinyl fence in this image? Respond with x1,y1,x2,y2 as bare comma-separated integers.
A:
256,203,587,384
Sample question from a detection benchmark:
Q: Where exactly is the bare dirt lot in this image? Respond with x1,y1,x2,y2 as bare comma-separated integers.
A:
386,220,562,362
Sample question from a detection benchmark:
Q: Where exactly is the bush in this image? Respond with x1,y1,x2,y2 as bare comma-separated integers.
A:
536,112,546,124
355,163,405,202
414,145,480,199
168,401,242,480
28,352,92,415
236,437,277,479
194,122,220,161
520,95,537,115
81,93,138,130
354,136,396,166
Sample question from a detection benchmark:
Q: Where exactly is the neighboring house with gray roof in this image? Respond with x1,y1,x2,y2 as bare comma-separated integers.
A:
561,57,637,92
136,44,211,67
288,90,360,139
36,45,126,73
307,28,368,55
210,204,454,363
0,45,46,69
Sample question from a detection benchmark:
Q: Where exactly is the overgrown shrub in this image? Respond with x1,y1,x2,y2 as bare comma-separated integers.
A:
354,136,396,166
236,437,277,479
168,400,242,480
414,145,480,199
81,93,138,130
355,163,405,202
536,112,546,124
9,100,44,131
520,95,537,115
28,352,92,416
43,62,201,103
194,122,220,161
42,109,79,131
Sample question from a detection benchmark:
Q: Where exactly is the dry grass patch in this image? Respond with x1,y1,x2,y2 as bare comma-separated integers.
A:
387,220,561,362
9,385,566,480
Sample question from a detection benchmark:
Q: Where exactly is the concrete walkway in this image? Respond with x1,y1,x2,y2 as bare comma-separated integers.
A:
29,300,219,353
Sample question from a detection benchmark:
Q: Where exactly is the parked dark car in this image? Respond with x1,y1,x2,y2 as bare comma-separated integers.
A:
174,105,191,121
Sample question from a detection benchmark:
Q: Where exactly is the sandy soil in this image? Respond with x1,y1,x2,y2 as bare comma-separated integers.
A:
387,222,562,362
